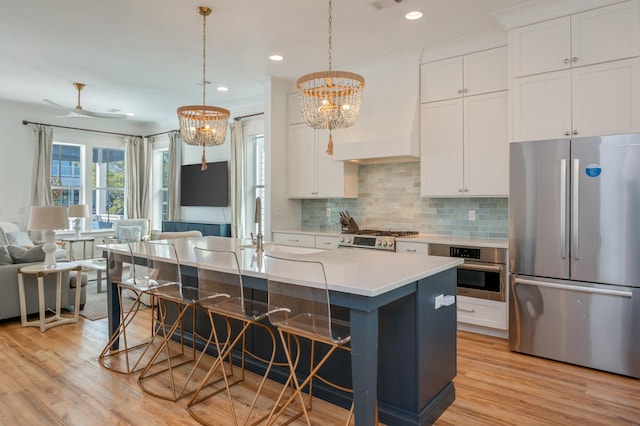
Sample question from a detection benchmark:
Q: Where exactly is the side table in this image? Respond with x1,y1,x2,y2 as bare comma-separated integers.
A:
75,258,107,293
62,237,95,261
17,262,83,332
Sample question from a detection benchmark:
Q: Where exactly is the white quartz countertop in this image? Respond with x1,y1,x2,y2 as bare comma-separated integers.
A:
273,229,508,249
99,236,462,298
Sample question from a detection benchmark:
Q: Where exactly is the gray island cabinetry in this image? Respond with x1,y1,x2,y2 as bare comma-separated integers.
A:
102,237,461,425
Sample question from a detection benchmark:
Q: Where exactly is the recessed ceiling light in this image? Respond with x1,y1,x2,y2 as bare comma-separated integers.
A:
405,10,423,20
269,54,285,61
217,86,228,92
125,112,135,117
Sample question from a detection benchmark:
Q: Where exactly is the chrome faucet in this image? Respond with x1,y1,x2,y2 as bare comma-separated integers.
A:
254,196,264,252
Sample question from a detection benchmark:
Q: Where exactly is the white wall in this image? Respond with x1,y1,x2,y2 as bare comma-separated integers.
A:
0,98,149,229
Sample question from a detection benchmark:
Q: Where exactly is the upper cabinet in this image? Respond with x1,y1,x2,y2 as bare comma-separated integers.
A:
420,47,508,103
421,92,508,197
420,46,509,197
288,124,358,199
510,0,640,141
510,0,640,77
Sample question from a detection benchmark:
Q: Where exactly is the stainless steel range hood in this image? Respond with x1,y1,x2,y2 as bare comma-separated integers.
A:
332,50,421,164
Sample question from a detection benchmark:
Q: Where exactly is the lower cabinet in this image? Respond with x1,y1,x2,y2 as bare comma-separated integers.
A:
456,296,507,331
272,232,316,248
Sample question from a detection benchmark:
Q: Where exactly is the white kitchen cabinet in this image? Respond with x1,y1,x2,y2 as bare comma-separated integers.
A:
509,0,640,77
395,241,429,254
421,91,508,197
272,232,316,248
420,46,507,103
456,296,507,331
315,235,339,250
288,124,358,199
512,57,640,141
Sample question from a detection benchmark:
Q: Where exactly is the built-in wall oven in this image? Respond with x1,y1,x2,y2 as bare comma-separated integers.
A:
429,244,507,302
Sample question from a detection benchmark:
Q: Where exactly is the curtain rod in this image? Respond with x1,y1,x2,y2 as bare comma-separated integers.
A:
22,120,141,138
145,129,179,138
233,112,264,121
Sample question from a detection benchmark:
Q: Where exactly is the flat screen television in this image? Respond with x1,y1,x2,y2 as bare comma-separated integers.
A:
180,161,229,207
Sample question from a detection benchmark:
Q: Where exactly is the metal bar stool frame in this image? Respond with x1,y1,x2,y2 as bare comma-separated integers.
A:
265,254,369,426
188,247,287,426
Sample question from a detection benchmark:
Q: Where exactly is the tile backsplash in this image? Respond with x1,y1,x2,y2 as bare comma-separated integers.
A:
301,162,508,239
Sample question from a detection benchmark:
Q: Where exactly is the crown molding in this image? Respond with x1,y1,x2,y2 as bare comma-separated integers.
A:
493,0,628,29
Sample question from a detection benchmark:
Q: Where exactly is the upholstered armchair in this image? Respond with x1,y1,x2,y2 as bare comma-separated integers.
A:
113,219,151,242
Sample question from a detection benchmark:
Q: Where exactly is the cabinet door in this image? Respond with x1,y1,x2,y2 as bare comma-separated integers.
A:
464,92,509,196
288,124,317,197
511,70,572,142
420,56,463,102
509,16,571,77
420,99,464,196
464,47,508,96
316,130,351,197
571,0,640,68
572,57,640,137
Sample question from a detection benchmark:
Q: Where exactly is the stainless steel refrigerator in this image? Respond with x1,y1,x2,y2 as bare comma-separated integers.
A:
509,134,640,378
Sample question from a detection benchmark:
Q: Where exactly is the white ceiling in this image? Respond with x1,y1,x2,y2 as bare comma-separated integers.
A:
0,0,535,128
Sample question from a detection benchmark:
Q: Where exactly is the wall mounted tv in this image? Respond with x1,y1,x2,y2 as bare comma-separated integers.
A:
180,161,229,207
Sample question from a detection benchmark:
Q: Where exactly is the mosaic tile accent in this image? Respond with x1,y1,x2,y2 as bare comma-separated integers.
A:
301,162,508,238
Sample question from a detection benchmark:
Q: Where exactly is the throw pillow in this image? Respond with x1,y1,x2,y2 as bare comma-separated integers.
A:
8,245,46,263
117,225,142,242
0,246,12,265
6,231,34,247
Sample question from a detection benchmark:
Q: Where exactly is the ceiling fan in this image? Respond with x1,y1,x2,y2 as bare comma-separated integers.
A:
43,82,128,119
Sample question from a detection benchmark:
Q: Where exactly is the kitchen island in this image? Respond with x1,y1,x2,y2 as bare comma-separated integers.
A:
101,236,462,425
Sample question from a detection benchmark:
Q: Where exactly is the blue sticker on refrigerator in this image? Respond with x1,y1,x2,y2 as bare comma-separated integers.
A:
585,164,601,177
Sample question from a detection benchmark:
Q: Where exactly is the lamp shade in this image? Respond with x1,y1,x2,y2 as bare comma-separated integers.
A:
68,204,90,218
27,206,69,231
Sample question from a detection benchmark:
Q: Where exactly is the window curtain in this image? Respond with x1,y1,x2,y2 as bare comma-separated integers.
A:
124,136,151,219
230,121,246,238
31,125,54,207
167,131,182,221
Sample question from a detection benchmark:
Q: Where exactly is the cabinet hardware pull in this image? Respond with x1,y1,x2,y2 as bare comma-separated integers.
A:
564,131,571,136
323,241,331,245
463,188,469,192
407,249,417,253
457,89,463,94
463,88,468,93
289,239,299,242
457,307,476,313
564,58,570,64
572,130,578,135
458,189,463,192
572,57,578,62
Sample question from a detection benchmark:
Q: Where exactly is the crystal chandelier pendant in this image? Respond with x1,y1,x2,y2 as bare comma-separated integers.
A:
177,6,230,170
296,0,365,155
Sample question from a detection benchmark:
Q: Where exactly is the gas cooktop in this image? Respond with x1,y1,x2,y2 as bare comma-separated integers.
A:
339,230,419,251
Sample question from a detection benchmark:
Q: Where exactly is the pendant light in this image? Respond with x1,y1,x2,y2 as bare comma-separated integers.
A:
296,0,365,155
177,6,230,171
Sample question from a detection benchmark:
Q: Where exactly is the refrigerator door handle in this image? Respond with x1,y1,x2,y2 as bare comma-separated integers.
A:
514,278,633,298
572,158,580,259
560,159,567,259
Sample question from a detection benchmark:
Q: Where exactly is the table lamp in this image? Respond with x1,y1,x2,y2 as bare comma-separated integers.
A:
68,204,90,239
27,206,69,268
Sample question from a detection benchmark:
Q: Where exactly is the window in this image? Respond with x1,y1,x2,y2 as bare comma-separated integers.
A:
244,131,266,238
92,148,125,229
51,144,81,206
161,150,169,221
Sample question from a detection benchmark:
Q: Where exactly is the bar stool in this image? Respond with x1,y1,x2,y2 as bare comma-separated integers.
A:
98,241,161,374
136,240,205,402
264,254,363,425
188,247,280,426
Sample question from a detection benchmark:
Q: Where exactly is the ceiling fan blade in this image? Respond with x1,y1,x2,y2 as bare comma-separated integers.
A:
82,110,128,119
43,98,68,110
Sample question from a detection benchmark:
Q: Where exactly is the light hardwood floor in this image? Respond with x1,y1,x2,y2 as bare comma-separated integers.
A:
0,311,638,425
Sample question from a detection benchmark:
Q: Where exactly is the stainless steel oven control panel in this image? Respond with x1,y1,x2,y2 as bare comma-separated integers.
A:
338,235,396,251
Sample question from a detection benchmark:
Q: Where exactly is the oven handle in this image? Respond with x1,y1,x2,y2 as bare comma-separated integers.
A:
457,262,503,273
